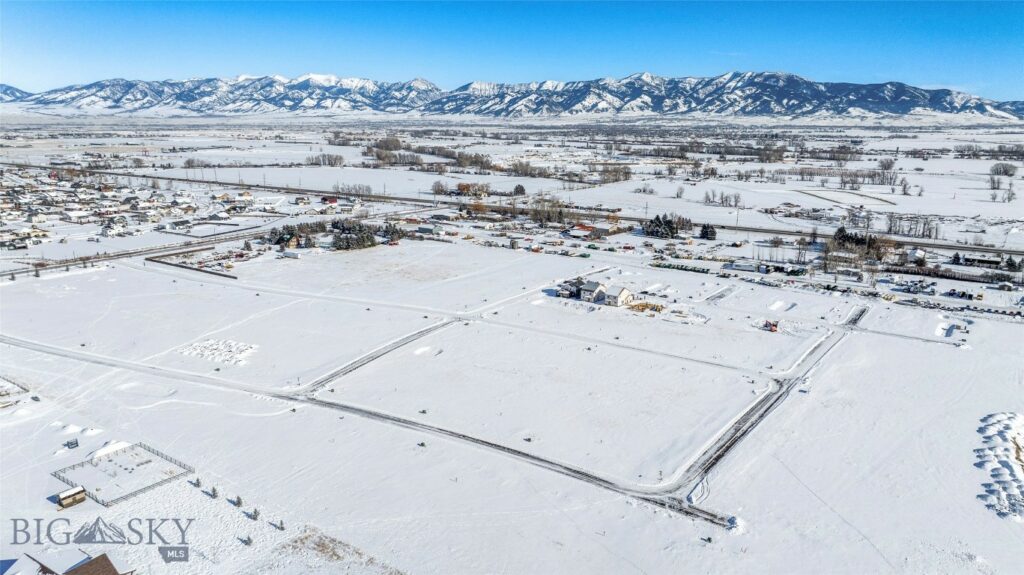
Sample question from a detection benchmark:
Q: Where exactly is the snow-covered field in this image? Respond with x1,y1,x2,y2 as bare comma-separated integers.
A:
2,122,1023,574
319,319,766,483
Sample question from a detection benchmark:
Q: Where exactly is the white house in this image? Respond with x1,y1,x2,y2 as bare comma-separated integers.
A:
905,247,927,263
165,219,192,231
100,225,125,237
61,210,94,224
604,286,634,307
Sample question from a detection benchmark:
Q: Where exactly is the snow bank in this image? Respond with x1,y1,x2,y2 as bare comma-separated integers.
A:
975,412,1024,521
88,439,133,461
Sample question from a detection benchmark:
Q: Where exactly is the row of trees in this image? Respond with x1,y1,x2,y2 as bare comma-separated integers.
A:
406,144,494,170
955,145,1024,161
365,147,423,166
800,145,862,166
306,153,345,167
990,185,1017,203
508,160,553,178
332,182,372,195
525,196,580,225
703,190,743,207
431,181,526,197
884,214,941,239
598,165,632,183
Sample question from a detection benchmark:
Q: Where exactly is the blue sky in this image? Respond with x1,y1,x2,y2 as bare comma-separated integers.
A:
2,1,1022,100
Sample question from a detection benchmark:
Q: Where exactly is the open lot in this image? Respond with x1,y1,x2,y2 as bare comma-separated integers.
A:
320,319,766,483
0,261,441,389
698,323,1024,573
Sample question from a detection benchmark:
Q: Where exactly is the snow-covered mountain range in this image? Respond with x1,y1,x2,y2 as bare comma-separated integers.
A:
2,72,1021,119
0,84,32,103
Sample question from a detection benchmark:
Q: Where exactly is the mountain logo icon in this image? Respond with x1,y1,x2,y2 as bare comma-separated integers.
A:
73,517,127,544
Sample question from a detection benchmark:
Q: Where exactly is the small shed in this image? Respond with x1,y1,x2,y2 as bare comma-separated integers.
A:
57,485,87,509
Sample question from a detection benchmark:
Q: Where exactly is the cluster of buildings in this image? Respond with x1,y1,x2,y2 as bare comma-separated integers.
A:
760,203,838,222
556,277,636,307
298,195,362,215
0,169,200,246
0,169,361,249
564,222,621,241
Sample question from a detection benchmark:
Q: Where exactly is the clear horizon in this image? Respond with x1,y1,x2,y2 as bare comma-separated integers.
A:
2,0,1022,100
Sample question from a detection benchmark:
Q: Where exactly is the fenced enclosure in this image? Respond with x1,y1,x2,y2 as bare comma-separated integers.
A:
52,442,194,507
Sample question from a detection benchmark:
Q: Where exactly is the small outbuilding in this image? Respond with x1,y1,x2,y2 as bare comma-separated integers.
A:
57,485,87,509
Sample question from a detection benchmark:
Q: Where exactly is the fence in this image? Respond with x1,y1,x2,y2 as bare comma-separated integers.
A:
7,228,268,277
883,264,1023,286
144,255,238,279
51,442,194,507
0,375,29,396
